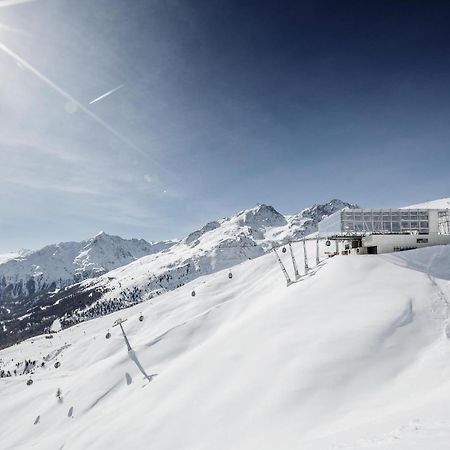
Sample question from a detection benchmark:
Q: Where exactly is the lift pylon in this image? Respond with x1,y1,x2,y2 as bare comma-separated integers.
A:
316,237,320,265
113,318,132,352
288,242,300,280
273,248,293,286
303,239,309,274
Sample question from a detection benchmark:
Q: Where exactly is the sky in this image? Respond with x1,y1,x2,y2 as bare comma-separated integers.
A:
0,0,449,252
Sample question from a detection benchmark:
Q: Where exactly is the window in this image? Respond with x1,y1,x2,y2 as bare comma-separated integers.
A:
417,238,428,243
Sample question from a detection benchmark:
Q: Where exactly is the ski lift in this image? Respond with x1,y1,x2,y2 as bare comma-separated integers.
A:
105,331,111,339
282,247,287,253
139,314,144,322
54,361,61,369
26,378,33,386
191,290,196,297
228,271,233,279
325,240,331,247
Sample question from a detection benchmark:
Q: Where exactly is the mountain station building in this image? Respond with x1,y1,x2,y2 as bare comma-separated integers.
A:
318,208,450,255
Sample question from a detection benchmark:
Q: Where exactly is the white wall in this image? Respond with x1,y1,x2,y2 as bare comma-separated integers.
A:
361,233,450,255
429,210,439,233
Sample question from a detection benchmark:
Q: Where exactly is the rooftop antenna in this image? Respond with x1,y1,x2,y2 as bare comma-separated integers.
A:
273,248,293,286
288,242,300,281
113,318,132,352
303,239,309,275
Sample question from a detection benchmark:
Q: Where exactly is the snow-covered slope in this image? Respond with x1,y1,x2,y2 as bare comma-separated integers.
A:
403,197,450,209
0,233,176,346
59,200,356,323
0,250,30,265
0,199,355,347
1,243,449,449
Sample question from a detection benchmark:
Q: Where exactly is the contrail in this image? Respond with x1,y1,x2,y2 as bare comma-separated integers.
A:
0,0,37,7
90,84,124,105
0,40,146,157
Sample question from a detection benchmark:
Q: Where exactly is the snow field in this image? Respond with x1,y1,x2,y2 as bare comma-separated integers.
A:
1,242,450,449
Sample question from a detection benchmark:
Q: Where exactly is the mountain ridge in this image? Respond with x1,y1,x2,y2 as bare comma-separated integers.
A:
0,199,356,347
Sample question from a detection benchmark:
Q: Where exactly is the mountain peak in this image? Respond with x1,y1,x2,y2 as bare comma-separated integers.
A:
236,204,287,228
93,231,113,241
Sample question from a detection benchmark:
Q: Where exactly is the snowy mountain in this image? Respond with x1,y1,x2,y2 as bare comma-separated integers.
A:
1,241,449,449
0,233,175,339
0,199,355,348
0,249,31,264
0,232,175,301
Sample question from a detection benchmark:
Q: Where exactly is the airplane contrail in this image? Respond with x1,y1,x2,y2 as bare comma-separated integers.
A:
0,0,37,7
0,40,146,157
89,84,124,105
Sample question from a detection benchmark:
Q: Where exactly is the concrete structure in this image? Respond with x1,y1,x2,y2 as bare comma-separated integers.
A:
318,208,450,255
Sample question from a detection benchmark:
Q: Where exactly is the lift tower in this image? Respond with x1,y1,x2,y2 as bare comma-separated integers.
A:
316,237,320,266
273,248,293,286
113,318,132,352
288,242,300,281
303,239,309,275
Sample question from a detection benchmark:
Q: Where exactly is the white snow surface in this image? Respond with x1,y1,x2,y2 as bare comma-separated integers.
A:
0,249,30,264
0,253,20,264
1,242,450,449
402,197,450,209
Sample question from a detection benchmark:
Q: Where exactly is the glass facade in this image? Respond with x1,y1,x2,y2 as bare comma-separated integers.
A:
318,208,431,236
317,210,345,235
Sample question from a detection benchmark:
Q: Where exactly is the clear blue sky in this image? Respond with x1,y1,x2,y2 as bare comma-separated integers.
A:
0,0,449,252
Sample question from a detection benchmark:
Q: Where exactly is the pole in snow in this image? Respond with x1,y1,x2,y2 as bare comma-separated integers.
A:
273,248,293,286
288,242,300,280
335,240,339,255
303,239,309,275
316,237,320,266
113,318,132,352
